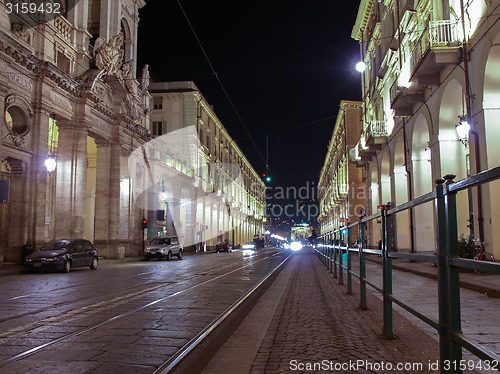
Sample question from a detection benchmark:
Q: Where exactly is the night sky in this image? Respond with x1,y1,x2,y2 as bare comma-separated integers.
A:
137,1,362,226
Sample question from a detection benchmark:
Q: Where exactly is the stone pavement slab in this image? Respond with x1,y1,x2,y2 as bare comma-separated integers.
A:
205,248,439,374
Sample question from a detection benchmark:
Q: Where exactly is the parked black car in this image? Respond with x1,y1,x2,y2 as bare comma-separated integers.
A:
24,239,99,273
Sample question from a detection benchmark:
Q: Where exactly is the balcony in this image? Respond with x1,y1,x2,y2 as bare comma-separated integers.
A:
390,81,425,117
410,20,462,87
349,139,375,167
365,120,389,148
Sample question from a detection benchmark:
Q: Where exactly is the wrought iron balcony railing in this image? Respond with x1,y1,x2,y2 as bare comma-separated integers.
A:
410,20,462,78
367,120,388,138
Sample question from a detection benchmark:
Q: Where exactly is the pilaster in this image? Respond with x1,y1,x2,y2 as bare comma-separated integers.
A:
54,122,88,239
94,139,123,258
5,159,27,262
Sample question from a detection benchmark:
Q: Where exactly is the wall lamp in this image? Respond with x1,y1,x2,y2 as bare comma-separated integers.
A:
44,156,57,174
456,115,470,145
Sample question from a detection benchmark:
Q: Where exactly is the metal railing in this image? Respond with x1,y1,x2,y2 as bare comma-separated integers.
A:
315,167,500,373
368,120,388,138
410,20,462,78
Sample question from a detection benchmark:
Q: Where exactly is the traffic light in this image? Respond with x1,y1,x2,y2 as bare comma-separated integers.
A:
262,173,272,184
141,217,148,230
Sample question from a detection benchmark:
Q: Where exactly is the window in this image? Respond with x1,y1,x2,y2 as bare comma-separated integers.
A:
153,96,163,110
56,51,72,74
83,240,94,250
153,121,165,136
5,106,29,135
74,241,84,252
88,0,101,38
48,118,59,155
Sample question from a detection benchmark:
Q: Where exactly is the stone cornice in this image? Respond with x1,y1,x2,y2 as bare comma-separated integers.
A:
351,0,375,41
0,34,80,96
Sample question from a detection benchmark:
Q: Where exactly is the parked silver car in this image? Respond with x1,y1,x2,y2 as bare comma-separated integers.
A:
144,236,183,260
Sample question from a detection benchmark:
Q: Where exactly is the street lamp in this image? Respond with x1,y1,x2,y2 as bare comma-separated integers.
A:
456,115,470,145
424,147,431,162
44,156,57,174
355,61,366,72
159,190,167,202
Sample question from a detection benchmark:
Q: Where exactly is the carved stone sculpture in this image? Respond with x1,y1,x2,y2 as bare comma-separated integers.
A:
94,33,125,78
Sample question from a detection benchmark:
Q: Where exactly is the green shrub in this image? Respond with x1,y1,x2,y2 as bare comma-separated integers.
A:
457,234,474,259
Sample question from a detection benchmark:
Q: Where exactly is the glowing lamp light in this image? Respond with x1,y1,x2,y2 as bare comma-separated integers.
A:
44,156,57,173
424,147,431,162
290,241,303,252
456,116,470,145
159,191,167,201
355,61,366,72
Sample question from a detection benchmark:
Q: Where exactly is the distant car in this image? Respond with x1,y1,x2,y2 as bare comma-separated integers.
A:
242,242,256,249
216,240,232,253
145,236,183,260
24,239,98,273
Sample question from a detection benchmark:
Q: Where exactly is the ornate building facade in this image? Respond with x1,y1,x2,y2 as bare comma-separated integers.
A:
350,0,500,256
0,0,151,263
318,101,366,243
147,81,266,249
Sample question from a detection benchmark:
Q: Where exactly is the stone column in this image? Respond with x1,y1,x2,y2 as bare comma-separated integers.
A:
6,159,27,262
94,138,111,249
28,109,51,248
94,139,122,258
119,151,135,256
54,123,87,239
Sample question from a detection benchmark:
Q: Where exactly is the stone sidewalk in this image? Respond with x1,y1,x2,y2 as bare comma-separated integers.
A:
366,254,500,298
204,248,440,374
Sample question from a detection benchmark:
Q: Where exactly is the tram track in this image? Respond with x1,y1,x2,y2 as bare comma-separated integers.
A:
0,249,288,371
0,249,279,325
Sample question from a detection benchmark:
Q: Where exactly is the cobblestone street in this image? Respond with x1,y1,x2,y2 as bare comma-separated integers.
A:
240,248,440,374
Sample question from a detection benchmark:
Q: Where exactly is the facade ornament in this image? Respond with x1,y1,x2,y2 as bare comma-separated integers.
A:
5,158,24,176
123,94,139,120
0,158,11,173
6,132,26,147
11,23,31,44
119,60,138,96
94,33,125,79
141,64,150,91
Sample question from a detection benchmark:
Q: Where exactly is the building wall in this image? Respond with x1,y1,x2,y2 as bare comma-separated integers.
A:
148,81,266,249
350,0,500,256
318,101,365,244
0,0,151,264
